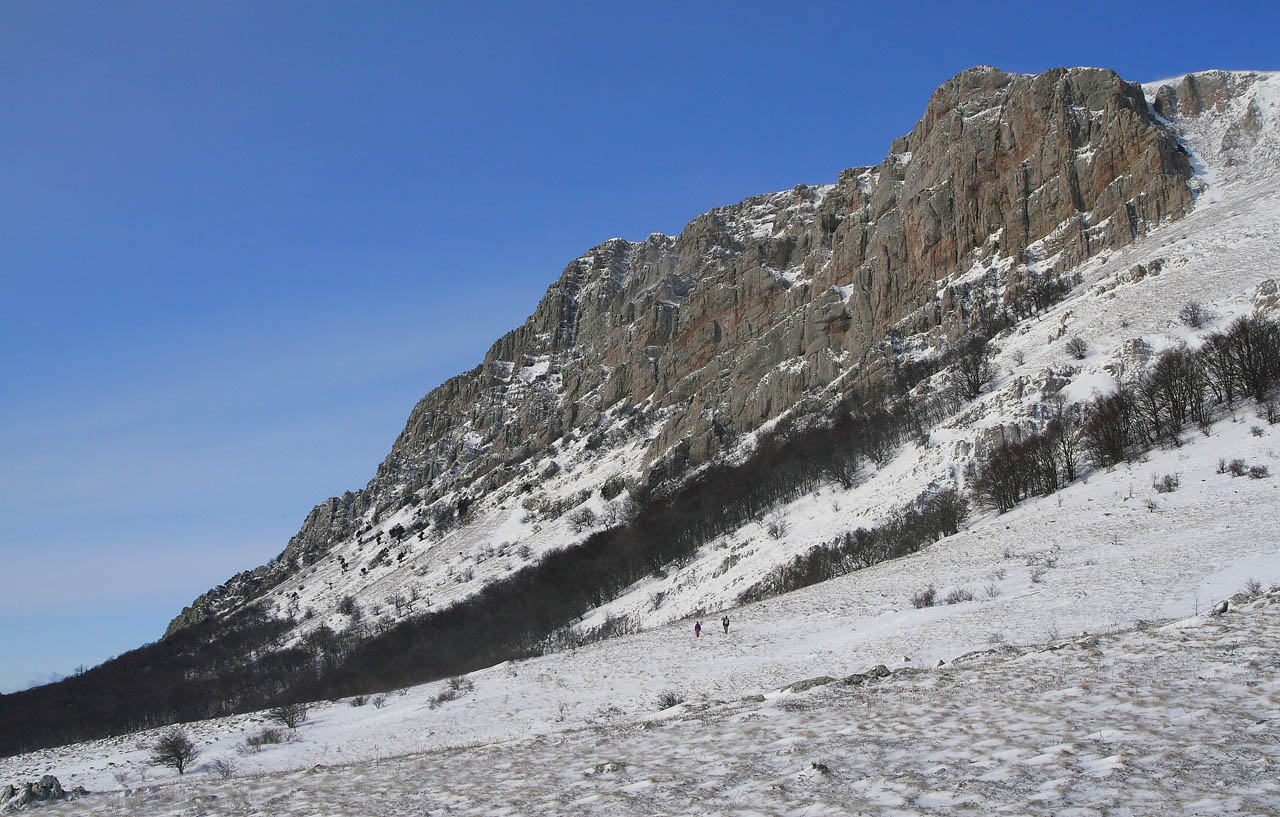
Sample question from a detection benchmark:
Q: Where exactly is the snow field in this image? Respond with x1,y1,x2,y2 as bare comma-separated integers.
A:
23,589,1280,816
3,409,1278,807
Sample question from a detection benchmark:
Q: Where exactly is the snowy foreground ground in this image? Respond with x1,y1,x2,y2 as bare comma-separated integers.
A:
14,591,1280,815
4,411,1279,815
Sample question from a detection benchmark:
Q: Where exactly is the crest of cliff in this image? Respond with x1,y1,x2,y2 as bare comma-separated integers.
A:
166,65,1198,636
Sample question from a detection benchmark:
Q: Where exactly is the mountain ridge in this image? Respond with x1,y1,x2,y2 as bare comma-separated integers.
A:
166,65,1211,637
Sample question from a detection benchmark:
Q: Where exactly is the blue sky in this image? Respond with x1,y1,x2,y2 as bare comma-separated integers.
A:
1,0,1276,693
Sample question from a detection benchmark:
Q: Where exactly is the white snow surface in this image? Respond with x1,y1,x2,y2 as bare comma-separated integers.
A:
4,70,1280,815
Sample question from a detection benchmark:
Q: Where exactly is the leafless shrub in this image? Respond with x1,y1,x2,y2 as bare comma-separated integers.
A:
1064,336,1088,359
239,727,285,754
911,585,937,608
429,677,475,709
448,676,473,692
1244,578,1263,597
656,690,685,710
1227,458,1248,477
1025,549,1059,569
1251,425,1266,437
210,757,237,780
944,587,975,604
149,728,199,774
568,506,597,533
1248,464,1270,479
983,582,1000,600
268,702,309,729
350,695,367,707
1179,300,1207,329
337,595,360,619
1152,473,1180,493
1143,497,1160,513
765,514,790,540
372,695,387,709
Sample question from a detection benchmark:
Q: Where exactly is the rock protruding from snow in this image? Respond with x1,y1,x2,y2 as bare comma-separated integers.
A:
1,776,70,812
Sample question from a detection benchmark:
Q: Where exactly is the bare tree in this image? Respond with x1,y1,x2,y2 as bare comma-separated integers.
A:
1179,300,1207,328
268,702,309,729
950,335,993,400
149,728,199,775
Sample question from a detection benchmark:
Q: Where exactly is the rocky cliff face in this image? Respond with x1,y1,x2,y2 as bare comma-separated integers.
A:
166,65,1196,636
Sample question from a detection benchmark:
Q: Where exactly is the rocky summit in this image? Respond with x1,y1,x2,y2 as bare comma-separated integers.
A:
168,66,1206,634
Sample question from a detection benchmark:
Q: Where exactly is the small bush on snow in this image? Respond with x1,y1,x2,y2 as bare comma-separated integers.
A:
911,586,937,608
1248,464,1270,479
1152,473,1180,493
429,677,475,709
268,702,309,729
211,757,237,780
240,727,285,754
656,690,685,710
1179,300,1207,329
944,588,975,605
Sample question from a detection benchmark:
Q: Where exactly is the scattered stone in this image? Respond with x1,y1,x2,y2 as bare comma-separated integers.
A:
1210,600,1229,616
584,761,626,776
782,676,837,694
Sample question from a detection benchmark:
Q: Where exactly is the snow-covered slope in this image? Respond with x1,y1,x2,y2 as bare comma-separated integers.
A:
3,415,1278,812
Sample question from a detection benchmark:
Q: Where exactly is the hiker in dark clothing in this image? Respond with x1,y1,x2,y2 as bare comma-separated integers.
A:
694,620,702,638
722,615,730,634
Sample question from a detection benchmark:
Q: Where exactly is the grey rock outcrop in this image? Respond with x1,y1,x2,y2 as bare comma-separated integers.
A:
1254,279,1280,317
1,777,69,812
168,66,1200,635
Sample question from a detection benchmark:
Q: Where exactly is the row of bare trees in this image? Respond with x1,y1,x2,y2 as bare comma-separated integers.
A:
975,314,1280,512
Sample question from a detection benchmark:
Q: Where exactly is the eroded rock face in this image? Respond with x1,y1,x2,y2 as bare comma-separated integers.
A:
168,66,1200,634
